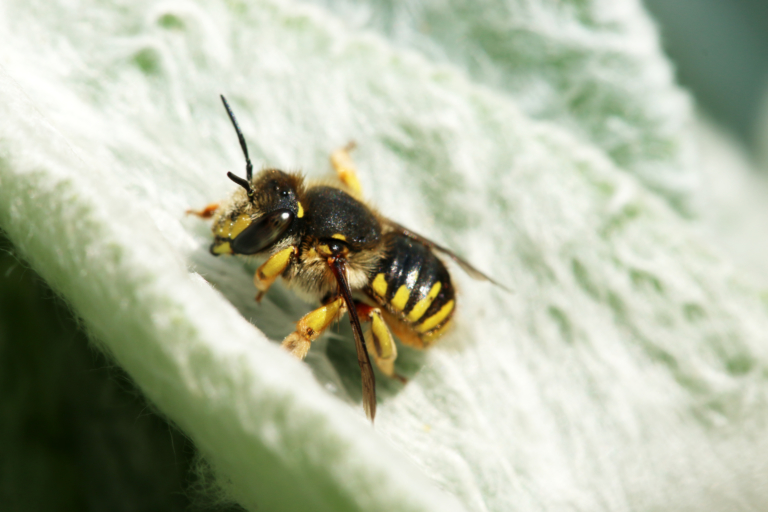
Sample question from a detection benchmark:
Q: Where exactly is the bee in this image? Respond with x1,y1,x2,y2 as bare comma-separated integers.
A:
191,96,502,421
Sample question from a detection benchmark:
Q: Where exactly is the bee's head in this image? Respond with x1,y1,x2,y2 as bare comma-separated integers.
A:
209,96,304,256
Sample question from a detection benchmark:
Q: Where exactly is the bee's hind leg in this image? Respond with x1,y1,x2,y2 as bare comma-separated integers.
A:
356,303,407,384
282,297,346,359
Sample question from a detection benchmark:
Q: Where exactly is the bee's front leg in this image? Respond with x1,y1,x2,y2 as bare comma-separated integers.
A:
282,297,346,359
186,203,220,218
253,246,297,302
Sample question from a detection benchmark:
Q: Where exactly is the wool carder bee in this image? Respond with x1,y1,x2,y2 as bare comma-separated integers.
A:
191,96,501,421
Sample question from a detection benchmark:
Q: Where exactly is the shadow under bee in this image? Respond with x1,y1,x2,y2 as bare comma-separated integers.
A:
325,321,427,403
189,243,422,408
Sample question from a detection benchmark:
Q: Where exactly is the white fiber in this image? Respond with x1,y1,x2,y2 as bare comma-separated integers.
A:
2,0,768,511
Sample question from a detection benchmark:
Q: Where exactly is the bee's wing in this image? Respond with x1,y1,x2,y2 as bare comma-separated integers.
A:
385,220,511,292
329,257,377,422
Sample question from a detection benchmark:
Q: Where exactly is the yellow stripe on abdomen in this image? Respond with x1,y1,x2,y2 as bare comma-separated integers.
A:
371,273,388,297
406,282,442,323
391,285,411,312
420,318,453,345
416,300,454,333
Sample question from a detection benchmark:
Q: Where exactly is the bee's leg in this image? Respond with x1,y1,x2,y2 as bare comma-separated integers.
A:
330,141,363,196
186,203,220,218
356,303,407,383
282,297,346,359
253,246,297,302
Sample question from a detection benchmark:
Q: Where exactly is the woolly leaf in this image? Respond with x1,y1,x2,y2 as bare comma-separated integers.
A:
2,1,768,511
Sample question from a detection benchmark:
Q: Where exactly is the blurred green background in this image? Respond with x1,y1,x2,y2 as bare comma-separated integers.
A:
0,234,199,511
645,0,768,149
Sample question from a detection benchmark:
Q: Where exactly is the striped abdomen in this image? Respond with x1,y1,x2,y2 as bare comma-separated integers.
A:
365,232,455,348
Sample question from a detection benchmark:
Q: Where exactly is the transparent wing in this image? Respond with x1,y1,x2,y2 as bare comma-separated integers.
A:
385,220,511,292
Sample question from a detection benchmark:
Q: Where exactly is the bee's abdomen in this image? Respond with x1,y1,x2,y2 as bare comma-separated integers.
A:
365,233,455,347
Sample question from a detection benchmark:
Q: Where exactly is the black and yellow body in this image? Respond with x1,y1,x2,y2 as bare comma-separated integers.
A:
365,232,456,348
191,96,498,422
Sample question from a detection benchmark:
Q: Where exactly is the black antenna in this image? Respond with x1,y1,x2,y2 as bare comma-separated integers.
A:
227,172,252,195
220,94,253,182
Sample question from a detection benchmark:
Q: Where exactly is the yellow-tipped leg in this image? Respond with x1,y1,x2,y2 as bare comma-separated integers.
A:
330,142,363,196
186,203,220,219
254,246,296,301
362,306,407,383
282,331,312,359
282,297,346,359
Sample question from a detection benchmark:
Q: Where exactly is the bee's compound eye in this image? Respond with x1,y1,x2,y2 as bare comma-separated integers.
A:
268,211,291,228
231,209,294,255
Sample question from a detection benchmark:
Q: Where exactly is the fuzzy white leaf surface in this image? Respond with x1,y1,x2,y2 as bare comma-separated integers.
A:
2,0,768,511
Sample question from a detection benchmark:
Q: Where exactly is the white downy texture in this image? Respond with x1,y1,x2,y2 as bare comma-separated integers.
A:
305,0,696,211
1,0,768,511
